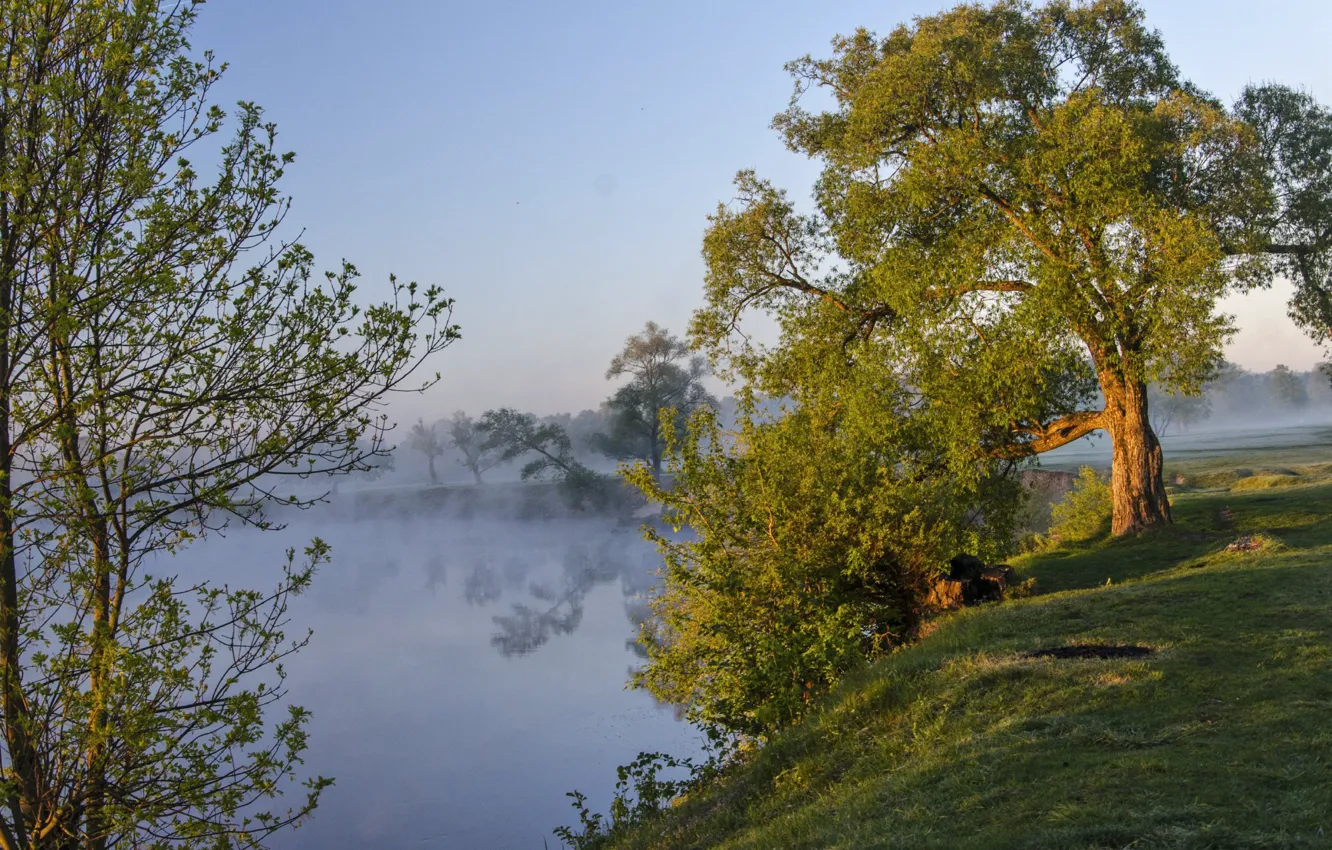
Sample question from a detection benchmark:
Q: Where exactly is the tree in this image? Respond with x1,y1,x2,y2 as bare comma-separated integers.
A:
627,374,1022,736
446,411,501,484
407,418,446,485
357,446,397,483
1268,364,1310,409
593,322,715,477
1148,385,1212,435
695,0,1332,536
1233,86,1332,339
477,409,607,507
0,3,457,847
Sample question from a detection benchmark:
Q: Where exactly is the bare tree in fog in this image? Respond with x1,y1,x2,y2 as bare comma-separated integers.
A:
0,3,457,845
447,410,501,484
592,322,715,477
408,418,447,485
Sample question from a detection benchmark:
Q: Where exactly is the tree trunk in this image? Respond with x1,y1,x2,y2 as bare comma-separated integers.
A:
1103,377,1171,535
472,466,483,485
428,456,438,486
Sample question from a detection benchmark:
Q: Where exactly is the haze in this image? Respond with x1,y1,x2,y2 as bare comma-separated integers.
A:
190,0,1332,421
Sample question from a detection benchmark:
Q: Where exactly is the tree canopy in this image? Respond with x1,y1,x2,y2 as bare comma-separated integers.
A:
446,410,502,484
695,0,1332,535
478,408,608,508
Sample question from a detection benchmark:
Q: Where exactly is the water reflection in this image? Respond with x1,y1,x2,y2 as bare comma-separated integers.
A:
464,559,503,605
446,530,661,659
209,513,704,850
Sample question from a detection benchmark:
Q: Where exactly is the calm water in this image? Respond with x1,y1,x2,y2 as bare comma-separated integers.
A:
172,510,701,849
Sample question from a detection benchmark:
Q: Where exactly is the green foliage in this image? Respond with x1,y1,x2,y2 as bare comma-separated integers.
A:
0,1,456,845
693,0,1332,535
553,751,711,849
1233,84,1332,334
625,377,1023,737
1048,466,1113,544
593,322,715,476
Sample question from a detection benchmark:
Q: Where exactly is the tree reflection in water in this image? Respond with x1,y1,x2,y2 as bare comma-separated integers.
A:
463,559,503,606
492,538,628,657
411,522,673,658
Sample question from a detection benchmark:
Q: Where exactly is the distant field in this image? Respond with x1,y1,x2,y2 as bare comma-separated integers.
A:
1040,422,1332,471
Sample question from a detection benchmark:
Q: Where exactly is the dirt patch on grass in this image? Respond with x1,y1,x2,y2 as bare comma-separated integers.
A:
1025,644,1155,660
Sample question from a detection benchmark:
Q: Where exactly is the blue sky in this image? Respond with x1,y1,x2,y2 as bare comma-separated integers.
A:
192,0,1332,420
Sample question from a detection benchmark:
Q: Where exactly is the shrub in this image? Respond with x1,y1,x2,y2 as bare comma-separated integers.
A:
625,393,1021,738
1048,466,1112,544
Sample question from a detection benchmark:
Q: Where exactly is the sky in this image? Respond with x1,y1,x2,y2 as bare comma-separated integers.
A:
191,0,1332,421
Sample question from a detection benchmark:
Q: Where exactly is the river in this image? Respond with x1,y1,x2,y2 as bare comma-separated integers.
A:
178,509,702,849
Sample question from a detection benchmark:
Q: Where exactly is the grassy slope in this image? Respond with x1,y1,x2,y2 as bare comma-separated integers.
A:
609,461,1332,849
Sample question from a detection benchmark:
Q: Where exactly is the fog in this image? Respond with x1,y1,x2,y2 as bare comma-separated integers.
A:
1043,419,1332,470
154,506,701,849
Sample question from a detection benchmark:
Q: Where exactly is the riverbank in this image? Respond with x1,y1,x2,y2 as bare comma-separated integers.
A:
596,458,1332,848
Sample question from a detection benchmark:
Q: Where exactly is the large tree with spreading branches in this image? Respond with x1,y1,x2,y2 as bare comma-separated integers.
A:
696,0,1332,535
0,2,456,847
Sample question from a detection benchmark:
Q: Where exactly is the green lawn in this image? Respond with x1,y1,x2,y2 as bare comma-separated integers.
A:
603,465,1332,849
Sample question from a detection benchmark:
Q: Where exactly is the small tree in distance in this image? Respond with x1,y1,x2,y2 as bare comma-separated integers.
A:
1269,364,1310,409
447,410,502,483
478,408,607,508
408,418,446,485
1148,385,1212,436
594,321,716,477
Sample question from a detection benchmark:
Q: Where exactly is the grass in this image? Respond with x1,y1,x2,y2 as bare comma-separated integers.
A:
603,463,1332,849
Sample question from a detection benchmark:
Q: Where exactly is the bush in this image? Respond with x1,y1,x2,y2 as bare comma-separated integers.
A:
625,395,1021,738
553,750,720,849
1047,466,1112,544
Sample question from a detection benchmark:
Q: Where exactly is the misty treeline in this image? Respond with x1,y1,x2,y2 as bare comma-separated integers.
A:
386,357,1331,492
385,321,720,502
1149,362,1332,434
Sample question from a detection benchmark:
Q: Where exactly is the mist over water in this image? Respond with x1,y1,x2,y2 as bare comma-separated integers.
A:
161,505,701,849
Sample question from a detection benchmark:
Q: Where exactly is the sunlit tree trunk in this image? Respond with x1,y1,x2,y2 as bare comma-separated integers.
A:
1102,374,1172,535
